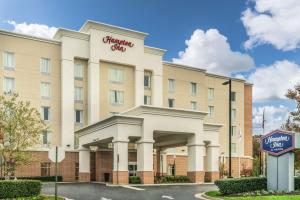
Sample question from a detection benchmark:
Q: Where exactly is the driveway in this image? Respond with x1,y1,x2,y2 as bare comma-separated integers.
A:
42,183,217,200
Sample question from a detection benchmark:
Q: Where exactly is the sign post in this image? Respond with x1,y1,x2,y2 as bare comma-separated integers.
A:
261,130,295,192
49,146,65,200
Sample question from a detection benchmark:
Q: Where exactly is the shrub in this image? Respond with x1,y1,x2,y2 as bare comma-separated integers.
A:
129,176,141,184
155,175,190,183
295,177,300,190
0,180,41,199
215,177,267,195
0,176,63,182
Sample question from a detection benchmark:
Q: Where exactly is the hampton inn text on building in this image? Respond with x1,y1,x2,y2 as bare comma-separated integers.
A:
0,21,252,184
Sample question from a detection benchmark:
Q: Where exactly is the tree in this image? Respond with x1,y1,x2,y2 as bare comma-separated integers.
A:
0,93,47,178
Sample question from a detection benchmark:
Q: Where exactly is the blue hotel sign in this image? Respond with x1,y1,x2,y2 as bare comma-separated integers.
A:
261,130,295,156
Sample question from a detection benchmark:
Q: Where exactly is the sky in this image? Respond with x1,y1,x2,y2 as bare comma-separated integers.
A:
1,0,300,135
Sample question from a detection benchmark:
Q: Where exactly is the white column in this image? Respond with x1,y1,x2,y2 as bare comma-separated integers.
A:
187,144,206,172
79,147,90,173
88,60,100,124
113,140,129,171
135,67,144,106
61,58,74,149
206,145,220,172
137,140,154,171
152,71,163,107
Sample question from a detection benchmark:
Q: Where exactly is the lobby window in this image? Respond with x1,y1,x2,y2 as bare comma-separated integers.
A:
3,52,15,70
41,162,51,176
231,91,236,102
168,79,175,93
109,68,124,83
231,109,237,121
74,87,83,102
231,143,237,154
231,126,237,137
144,74,151,89
3,77,15,93
110,90,124,105
40,82,51,98
75,110,83,124
41,106,50,121
144,95,151,105
74,63,84,80
191,101,197,110
40,58,51,75
191,82,197,95
208,106,214,117
208,88,214,100
168,99,175,108
41,131,50,147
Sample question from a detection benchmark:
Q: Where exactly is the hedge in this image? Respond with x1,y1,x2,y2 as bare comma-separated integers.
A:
295,177,300,190
129,176,141,184
155,175,190,183
0,176,63,182
215,177,267,195
0,180,41,199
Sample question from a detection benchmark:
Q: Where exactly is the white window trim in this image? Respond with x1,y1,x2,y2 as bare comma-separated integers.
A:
3,51,15,70
208,88,214,100
74,63,84,80
41,106,50,122
109,68,124,84
40,58,51,75
74,87,84,102
3,77,15,93
109,90,124,106
168,79,175,93
144,75,151,89
75,110,84,124
191,82,197,96
40,82,51,99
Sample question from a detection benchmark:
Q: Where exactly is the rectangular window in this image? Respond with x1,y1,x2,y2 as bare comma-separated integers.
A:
144,75,151,89
75,163,79,180
41,106,50,121
40,82,51,98
3,77,15,93
110,90,124,105
231,143,237,154
74,87,83,102
74,63,84,79
41,131,50,147
3,52,15,70
231,91,236,102
41,162,51,176
144,95,151,105
191,82,197,95
168,79,175,93
231,109,237,121
40,58,51,74
75,110,83,124
231,126,237,137
168,99,175,108
191,101,197,110
208,106,214,117
208,88,214,100
109,68,124,83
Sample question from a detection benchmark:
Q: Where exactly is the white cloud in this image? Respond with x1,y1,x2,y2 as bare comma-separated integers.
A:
253,105,289,134
248,60,300,101
242,0,300,50
7,21,57,39
172,29,254,76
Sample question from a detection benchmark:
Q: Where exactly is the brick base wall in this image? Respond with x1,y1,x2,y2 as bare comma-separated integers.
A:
113,171,129,184
79,173,90,182
187,171,205,183
138,171,154,184
205,171,220,182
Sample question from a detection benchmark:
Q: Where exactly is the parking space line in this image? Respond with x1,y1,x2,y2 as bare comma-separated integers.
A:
162,195,174,199
122,185,145,191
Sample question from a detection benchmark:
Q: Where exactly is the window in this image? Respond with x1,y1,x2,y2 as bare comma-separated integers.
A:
129,163,137,176
40,82,51,98
168,79,175,93
41,106,50,121
231,126,237,137
74,87,83,102
40,58,51,74
75,163,79,180
231,143,237,154
168,164,175,176
110,90,124,105
109,68,124,83
3,52,15,70
191,101,197,110
74,63,84,79
208,106,214,117
144,95,151,105
41,162,51,176
75,110,83,124
168,99,175,108
41,131,50,147
144,75,151,89
191,82,197,95
231,91,236,102
208,88,214,100
231,109,236,121
3,77,15,93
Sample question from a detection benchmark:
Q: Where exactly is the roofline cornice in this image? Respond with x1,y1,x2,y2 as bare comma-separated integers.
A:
163,61,207,73
144,45,166,56
54,28,90,41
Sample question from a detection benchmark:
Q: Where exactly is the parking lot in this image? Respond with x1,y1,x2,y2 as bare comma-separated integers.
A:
42,183,216,200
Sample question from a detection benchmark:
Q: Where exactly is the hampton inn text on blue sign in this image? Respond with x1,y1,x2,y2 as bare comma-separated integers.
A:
261,130,295,156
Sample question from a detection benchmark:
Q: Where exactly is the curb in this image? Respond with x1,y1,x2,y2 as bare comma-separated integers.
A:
106,182,215,187
194,192,223,200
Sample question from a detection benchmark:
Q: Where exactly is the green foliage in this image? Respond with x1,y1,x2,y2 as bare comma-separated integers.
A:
0,180,41,199
129,176,141,184
155,175,190,183
295,177,300,190
0,93,47,177
215,177,267,195
252,156,261,176
0,176,63,182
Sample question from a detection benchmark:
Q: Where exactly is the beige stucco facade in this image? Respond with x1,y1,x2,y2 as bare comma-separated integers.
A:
0,20,253,183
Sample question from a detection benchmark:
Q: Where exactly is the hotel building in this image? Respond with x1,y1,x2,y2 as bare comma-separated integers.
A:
0,20,252,184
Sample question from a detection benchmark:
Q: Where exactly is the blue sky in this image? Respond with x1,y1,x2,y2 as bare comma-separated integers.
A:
1,0,300,134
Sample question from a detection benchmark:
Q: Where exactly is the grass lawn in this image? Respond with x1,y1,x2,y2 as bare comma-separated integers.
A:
206,191,300,200
15,195,64,200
